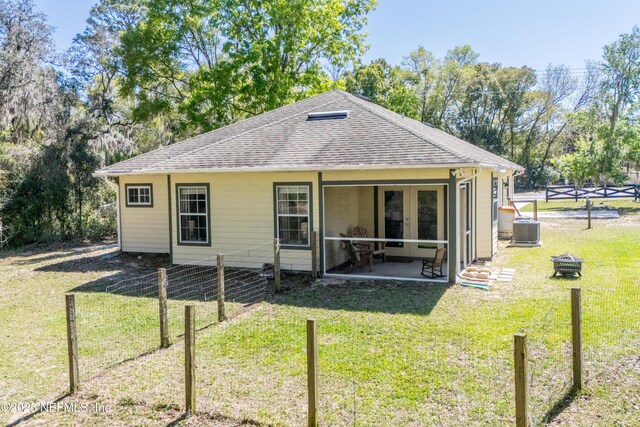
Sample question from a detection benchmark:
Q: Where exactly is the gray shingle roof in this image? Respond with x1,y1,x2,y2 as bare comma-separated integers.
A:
96,90,523,176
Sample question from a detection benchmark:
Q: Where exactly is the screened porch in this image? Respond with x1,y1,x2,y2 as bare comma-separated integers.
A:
322,184,451,282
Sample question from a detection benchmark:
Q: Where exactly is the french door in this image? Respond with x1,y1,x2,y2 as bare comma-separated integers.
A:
378,186,444,258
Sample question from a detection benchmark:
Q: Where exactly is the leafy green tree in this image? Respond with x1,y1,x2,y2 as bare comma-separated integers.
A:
402,46,438,123
455,64,535,155
66,120,102,236
2,144,71,242
561,109,639,186
118,0,377,133
600,26,640,128
344,58,418,118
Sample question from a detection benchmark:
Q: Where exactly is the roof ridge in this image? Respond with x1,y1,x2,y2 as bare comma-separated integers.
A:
148,96,343,170
336,90,473,164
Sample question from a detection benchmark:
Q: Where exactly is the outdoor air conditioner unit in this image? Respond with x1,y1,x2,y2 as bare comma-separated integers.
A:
512,220,540,244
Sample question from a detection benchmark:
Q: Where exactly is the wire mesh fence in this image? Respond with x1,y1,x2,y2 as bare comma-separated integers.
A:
68,267,639,426
165,240,275,338
75,272,161,379
583,280,640,381
73,240,277,381
195,311,308,425
314,311,515,426
522,290,573,424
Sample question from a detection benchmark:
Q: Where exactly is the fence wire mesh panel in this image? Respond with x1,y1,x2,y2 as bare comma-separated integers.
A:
583,281,640,380
74,240,276,380
165,241,275,341
316,303,513,426
195,310,307,425
75,271,161,378
522,290,572,424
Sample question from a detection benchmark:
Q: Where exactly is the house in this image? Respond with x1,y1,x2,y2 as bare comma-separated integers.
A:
95,90,523,283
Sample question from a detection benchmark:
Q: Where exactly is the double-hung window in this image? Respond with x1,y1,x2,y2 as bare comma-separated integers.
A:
177,185,210,245
126,184,153,207
275,184,310,247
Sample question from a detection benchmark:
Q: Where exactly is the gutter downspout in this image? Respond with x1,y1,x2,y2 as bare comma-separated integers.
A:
106,177,121,251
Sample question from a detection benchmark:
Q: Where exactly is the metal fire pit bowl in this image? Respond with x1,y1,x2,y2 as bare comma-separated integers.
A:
551,254,583,278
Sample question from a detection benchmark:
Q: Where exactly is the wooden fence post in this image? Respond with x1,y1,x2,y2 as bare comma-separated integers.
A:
571,287,583,391
545,187,549,203
586,199,591,229
311,231,318,279
514,333,529,427
217,254,226,322
185,305,196,414
158,268,170,348
274,238,281,293
65,294,79,393
307,319,318,427
533,199,538,221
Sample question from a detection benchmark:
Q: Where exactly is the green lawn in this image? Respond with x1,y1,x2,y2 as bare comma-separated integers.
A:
2,213,640,426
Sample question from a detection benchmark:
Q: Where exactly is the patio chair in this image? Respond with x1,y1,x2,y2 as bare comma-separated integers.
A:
340,232,373,272
421,247,446,278
352,226,386,263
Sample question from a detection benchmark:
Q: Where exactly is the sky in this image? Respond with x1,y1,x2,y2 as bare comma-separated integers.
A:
34,0,640,72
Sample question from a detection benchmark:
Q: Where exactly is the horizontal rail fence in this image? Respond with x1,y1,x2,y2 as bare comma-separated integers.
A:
545,184,639,201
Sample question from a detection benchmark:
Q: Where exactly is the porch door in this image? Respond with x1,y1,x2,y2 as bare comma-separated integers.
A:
379,186,443,258
411,189,440,258
459,182,473,267
381,188,409,257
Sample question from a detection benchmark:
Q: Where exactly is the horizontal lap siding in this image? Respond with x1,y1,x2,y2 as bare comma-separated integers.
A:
120,175,170,253
172,172,318,270
475,171,493,259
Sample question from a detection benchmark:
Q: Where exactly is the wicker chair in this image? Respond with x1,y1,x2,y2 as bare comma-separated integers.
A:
421,248,446,278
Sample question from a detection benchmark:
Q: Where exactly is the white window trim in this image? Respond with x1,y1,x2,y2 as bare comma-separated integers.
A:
177,185,210,246
126,184,153,207
276,184,311,248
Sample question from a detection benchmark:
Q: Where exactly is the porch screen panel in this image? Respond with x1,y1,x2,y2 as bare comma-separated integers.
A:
384,190,404,247
276,185,309,246
417,190,437,249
